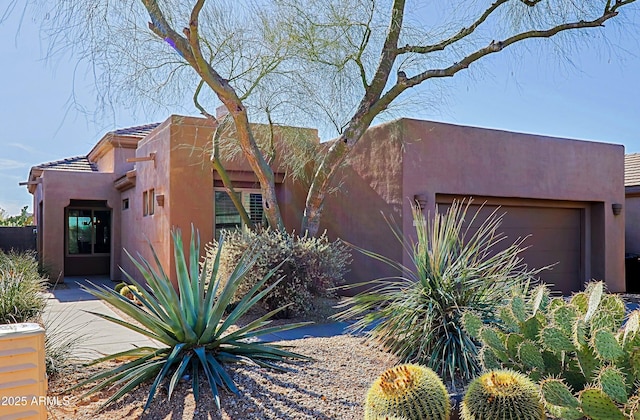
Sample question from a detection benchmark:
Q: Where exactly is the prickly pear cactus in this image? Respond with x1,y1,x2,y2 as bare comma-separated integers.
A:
364,364,450,420
465,281,640,419
460,370,544,420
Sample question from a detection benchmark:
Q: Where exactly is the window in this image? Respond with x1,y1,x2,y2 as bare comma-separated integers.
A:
122,198,129,210
67,209,111,255
214,189,264,239
148,189,155,216
143,189,155,216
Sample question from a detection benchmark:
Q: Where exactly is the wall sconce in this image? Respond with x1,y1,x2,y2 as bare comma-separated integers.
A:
612,203,622,216
156,194,165,207
413,194,428,210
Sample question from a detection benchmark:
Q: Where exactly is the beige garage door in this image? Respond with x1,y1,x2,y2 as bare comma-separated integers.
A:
437,199,583,294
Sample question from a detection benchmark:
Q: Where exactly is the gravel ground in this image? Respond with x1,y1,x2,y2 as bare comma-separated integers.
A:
46,335,399,419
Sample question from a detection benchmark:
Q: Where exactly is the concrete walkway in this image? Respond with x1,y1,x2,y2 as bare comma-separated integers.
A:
43,276,353,359
43,276,161,359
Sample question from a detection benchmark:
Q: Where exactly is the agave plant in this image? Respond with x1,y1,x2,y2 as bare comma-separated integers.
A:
71,227,310,412
335,200,545,387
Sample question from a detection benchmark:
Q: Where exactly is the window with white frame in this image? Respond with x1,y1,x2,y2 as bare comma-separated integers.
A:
214,189,263,239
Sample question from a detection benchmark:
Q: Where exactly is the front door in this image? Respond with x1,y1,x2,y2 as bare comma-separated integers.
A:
65,205,111,276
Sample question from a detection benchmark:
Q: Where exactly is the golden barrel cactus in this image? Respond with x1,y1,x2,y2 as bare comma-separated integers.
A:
365,364,450,420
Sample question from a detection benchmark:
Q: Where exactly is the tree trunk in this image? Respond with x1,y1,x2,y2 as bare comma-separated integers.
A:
302,121,370,236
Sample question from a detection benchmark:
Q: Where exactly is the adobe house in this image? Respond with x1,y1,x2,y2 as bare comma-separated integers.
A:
26,116,625,293
26,115,314,285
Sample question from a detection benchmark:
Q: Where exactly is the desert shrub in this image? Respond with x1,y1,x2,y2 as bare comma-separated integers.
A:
72,228,309,412
0,250,42,282
0,251,89,377
204,228,350,318
335,200,545,387
0,250,47,324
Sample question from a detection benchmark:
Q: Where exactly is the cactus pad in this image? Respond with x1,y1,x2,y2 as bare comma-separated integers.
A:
579,388,626,420
541,326,575,353
364,364,450,420
511,296,527,323
584,282,605,322
540,378,579,408
530,284,549,315
520,315,543,341
479,347,502,371
461,370,544,420
575,345,599,382
518,340,545,371
499,306,519,331
597,365,628,404
623,310,640,345
506,333,524,359
570,292,588,315
552,305,578,335
461,312,482,339
591,295,626,331
592,329,623,362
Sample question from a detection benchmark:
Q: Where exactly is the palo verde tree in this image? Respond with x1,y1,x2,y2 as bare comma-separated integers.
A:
9,0,637,236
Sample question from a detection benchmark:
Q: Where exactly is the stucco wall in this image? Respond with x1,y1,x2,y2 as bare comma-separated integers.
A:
113,146,136,177
120,120,173,285
321,120,406,288
400,119,624,291
323,118,625,292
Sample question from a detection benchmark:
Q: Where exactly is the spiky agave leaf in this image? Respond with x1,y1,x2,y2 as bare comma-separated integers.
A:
69,227,310,412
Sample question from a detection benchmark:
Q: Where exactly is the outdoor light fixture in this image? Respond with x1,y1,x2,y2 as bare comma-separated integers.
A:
612,203,623,216
413,194,428,210
156,194,165,207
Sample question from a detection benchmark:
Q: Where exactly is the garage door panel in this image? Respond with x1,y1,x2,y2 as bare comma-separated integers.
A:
520,250,581,275
512,228,581,252
437,200,582,294
462,206,580,229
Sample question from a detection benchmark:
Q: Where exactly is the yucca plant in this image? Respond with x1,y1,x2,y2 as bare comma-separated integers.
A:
70,227,311,412
335,200,545,387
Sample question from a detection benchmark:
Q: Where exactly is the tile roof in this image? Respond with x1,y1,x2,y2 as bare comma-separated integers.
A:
35,156,98,172
626,153,640,187
110,123,160,138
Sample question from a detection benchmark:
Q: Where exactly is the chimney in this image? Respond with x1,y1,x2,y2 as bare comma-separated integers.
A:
216,105,229,119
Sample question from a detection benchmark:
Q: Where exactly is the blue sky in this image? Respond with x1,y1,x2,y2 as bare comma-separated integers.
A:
1,4,639,215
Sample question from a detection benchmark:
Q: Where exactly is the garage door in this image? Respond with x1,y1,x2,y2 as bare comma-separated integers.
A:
437,199,583,294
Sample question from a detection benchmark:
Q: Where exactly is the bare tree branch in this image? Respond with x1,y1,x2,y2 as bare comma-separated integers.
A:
378,8,622,114
193,79,254,229
396,0,510,55
141,0,285,230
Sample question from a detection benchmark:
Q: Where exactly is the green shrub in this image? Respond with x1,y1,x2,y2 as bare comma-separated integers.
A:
335,200,544,387
204,228,350,318
71,228,310,412
0,251,47,324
